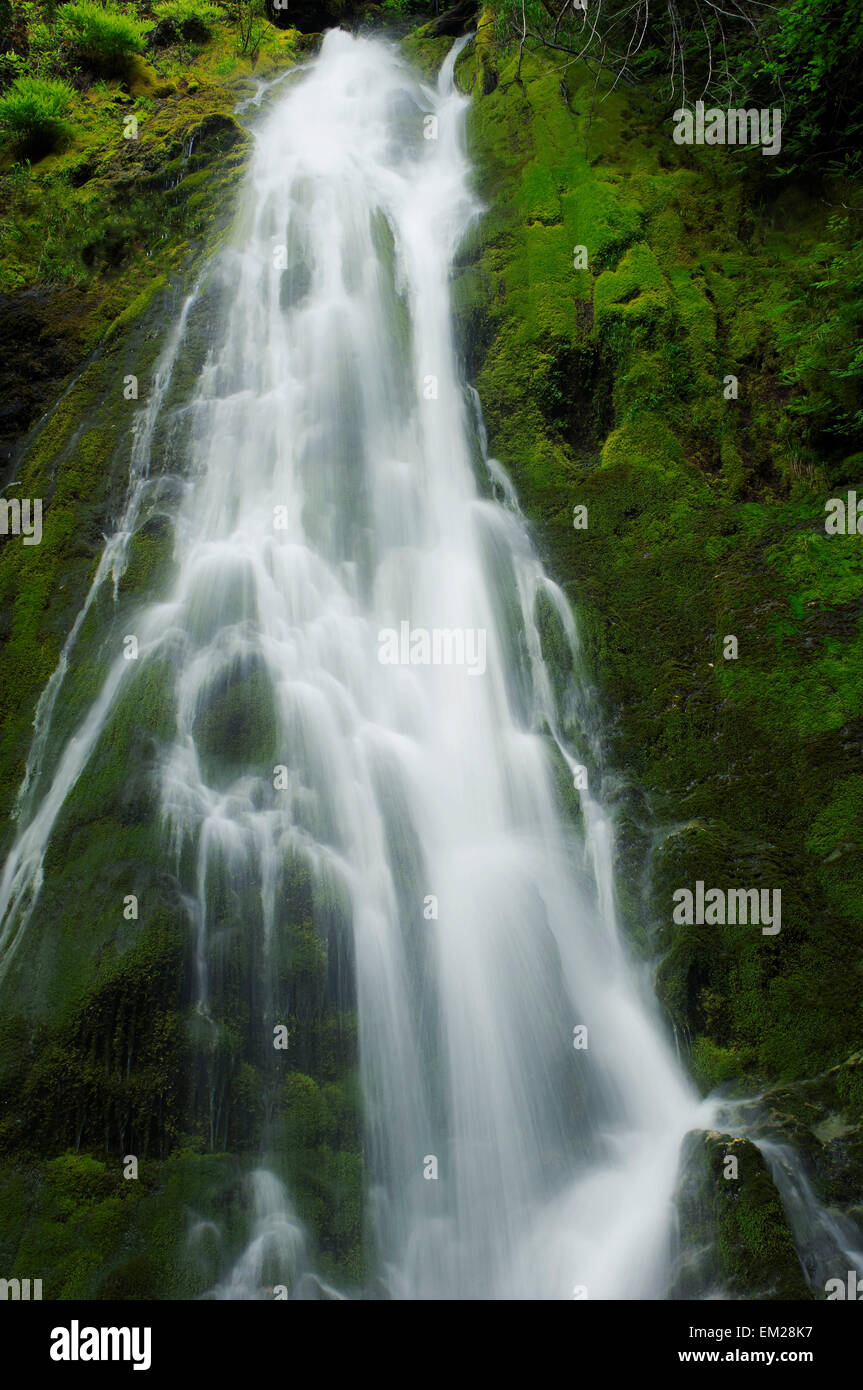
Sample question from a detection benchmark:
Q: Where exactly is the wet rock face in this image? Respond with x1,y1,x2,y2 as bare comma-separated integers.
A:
188,112,246,156
673,1130,812,1299
0,92,248,477
0,288,99,476
757,1054,863,1219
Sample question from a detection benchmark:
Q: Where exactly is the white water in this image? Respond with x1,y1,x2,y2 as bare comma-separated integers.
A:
0,32,735,1298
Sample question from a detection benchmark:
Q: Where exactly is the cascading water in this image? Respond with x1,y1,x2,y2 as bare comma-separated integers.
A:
8,30,851,1301
183,29,707,1299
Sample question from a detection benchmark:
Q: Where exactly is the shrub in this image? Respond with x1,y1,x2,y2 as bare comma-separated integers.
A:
742,0,863,174
776,215,863,450
0,75,74,156
0,49,27,90
16,17,58,81
153,0,224,27
55,2,150,76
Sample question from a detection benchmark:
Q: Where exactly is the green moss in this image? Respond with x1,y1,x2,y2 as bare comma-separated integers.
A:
272,1066,365,1280
0,914,185,1147
119,516,176,600
460,37,863,1130
399,27,452,77
691,1036,742,1090
193,658,280,782
806,777,863,923
675,1131,811,1299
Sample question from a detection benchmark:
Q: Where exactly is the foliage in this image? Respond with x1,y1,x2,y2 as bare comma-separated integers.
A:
775,214,863,448
9,6,56,81
494,0,766,103
153,0,225,30
55,1,151,76
493,0,863,175
0,73,74,154
0,48,28,90
741,0,863,174
224,0,267,58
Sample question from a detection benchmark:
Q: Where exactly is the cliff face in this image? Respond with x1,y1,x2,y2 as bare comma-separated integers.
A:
0,8,860,1297
449,23,863,1265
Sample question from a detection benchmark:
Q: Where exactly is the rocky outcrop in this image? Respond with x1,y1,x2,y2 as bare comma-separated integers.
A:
674,1130,812,1298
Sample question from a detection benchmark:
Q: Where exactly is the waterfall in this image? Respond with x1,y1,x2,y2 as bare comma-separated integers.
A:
1,30,726,1299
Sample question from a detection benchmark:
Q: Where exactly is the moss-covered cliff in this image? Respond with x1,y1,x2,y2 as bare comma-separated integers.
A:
446,11,863,1269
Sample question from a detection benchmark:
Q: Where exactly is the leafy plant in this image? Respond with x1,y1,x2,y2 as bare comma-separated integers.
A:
776,215,863,450
13,5,58,80
0,48,28,89
152,0,224,32
741,0,863,174
225,0,267,59
0,73,74,155
55,1,151,76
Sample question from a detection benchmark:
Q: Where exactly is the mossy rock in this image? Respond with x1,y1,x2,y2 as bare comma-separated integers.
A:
674,1130,812,1298
192,657,280,782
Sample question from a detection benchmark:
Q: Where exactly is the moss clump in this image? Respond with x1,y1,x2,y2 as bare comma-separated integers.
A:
399,26,455,77
55,3,151,78
272,1063,364,1281
193,658,280,782
674,1130,811,1298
